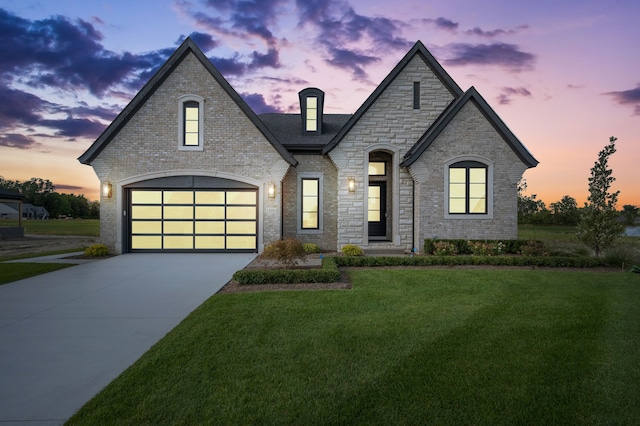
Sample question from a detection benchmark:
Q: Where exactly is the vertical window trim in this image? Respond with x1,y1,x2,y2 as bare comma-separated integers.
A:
444,158,493,219
297,173,324,234
178,95,204,151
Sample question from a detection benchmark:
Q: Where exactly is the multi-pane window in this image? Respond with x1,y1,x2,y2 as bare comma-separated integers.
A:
449,161,487,214
306,96,318,132
301,178,319,229
183,101,199,146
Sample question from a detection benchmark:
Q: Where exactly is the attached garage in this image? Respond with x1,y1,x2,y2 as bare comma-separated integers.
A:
125,176,258,253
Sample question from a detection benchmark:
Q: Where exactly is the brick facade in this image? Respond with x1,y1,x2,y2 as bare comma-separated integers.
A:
81,38,536,254
92,52,291,253
281,155,338,250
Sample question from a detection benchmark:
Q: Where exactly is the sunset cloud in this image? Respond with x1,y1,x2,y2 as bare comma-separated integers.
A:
497,87,532,105
444,42,536,72
605,84,640,115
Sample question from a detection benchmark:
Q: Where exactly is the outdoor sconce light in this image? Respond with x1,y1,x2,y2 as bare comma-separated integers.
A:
102,182,112,199
348,177,356,193
268,182,276,199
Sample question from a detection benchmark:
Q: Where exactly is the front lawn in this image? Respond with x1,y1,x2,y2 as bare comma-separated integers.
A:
0,219,99,236
68,269,640,425
0,263,73,285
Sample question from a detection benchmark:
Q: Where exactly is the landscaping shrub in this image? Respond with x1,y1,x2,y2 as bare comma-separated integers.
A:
84,243,109,257
261,238,307,268
519,240,547,256
341,244,364,256
302,243,320,254
233,257,340,284
433,241,457,256
424,239,534,255
468,241,495,256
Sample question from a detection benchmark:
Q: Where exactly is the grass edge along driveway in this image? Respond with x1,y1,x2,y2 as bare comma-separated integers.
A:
68,269,640,425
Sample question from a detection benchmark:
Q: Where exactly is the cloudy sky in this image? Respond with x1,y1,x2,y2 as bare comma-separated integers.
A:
0,0,638,206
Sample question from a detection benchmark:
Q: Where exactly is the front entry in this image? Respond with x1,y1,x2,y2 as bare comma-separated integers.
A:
368,182,386,237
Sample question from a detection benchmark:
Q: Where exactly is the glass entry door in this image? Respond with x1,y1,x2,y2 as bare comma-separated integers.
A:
367,182,386,237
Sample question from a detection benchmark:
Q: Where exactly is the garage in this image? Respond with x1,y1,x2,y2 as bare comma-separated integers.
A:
125,176,258,252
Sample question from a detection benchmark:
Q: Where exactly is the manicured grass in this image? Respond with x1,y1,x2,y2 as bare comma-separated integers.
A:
0,219,99,236
0,263,73,285
0,248,84,263
68,270,640,425
518,224,580,242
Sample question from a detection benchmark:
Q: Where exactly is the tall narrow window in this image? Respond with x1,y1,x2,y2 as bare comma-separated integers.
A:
184,101,199,146
448,161,487,214
301,178,319,229
306,96,318,132
413,81,420,110
178,95,204,151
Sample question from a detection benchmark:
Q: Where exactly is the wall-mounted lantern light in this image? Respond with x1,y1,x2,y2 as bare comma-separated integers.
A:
268,182,276,199
348,177,356,193
102,182,113,199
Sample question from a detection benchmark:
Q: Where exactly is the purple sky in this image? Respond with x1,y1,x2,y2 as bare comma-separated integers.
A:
0,0,638,206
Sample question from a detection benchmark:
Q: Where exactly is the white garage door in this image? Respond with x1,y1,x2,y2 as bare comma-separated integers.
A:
129,189,257,252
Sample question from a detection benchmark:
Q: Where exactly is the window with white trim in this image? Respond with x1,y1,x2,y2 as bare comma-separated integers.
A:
178,95,204,151
448,161,488,214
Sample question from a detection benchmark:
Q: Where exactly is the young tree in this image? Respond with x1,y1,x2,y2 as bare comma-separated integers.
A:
576,137,624,257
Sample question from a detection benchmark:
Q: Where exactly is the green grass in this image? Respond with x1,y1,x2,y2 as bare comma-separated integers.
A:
0,248,84,263
68,270,640,425
0,263,73,285
0,219,99,236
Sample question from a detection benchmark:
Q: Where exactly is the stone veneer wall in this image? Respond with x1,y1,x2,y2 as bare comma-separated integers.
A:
281,155,338,250
409,101,527,241
89,52,291,253
328,55,455,250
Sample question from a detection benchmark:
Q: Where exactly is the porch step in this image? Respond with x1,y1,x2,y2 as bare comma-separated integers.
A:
364,246,407,256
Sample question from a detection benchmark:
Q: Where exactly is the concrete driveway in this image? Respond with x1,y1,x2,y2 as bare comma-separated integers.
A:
0,253,255,425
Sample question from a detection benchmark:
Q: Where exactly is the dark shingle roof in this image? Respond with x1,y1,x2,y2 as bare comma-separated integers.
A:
259,113,351,152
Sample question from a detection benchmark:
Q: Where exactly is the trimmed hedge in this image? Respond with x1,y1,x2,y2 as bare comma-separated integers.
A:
424,239,541,255
232,257,341,285
333,255,609,269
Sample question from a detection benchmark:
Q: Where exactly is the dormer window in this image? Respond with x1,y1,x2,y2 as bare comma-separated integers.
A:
299,88,324,134
306,97,318,131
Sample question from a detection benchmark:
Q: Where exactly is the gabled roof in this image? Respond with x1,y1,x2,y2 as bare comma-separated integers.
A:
322,40,464,154
79,38,297,166
401,86,539,168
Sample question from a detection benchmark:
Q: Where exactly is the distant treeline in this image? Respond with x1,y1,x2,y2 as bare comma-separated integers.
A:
0,176,99,219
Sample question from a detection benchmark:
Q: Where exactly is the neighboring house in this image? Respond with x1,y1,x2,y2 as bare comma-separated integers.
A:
22,204,49,220
0,203,19,220
79,38,538,254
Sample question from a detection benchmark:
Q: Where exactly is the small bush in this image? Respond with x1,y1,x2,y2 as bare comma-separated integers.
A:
233,257,340,284
468,241,495,256
84,244,109,257
302,243,320,254
261,238,307,269
520,240,547,256
342,244,364,256
603,246,637,269
433,241,457,256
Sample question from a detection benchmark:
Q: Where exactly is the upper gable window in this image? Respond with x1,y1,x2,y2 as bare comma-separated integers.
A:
178,95,204,151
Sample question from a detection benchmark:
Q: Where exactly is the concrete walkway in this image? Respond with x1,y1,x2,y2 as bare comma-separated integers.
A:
0,253,255,425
